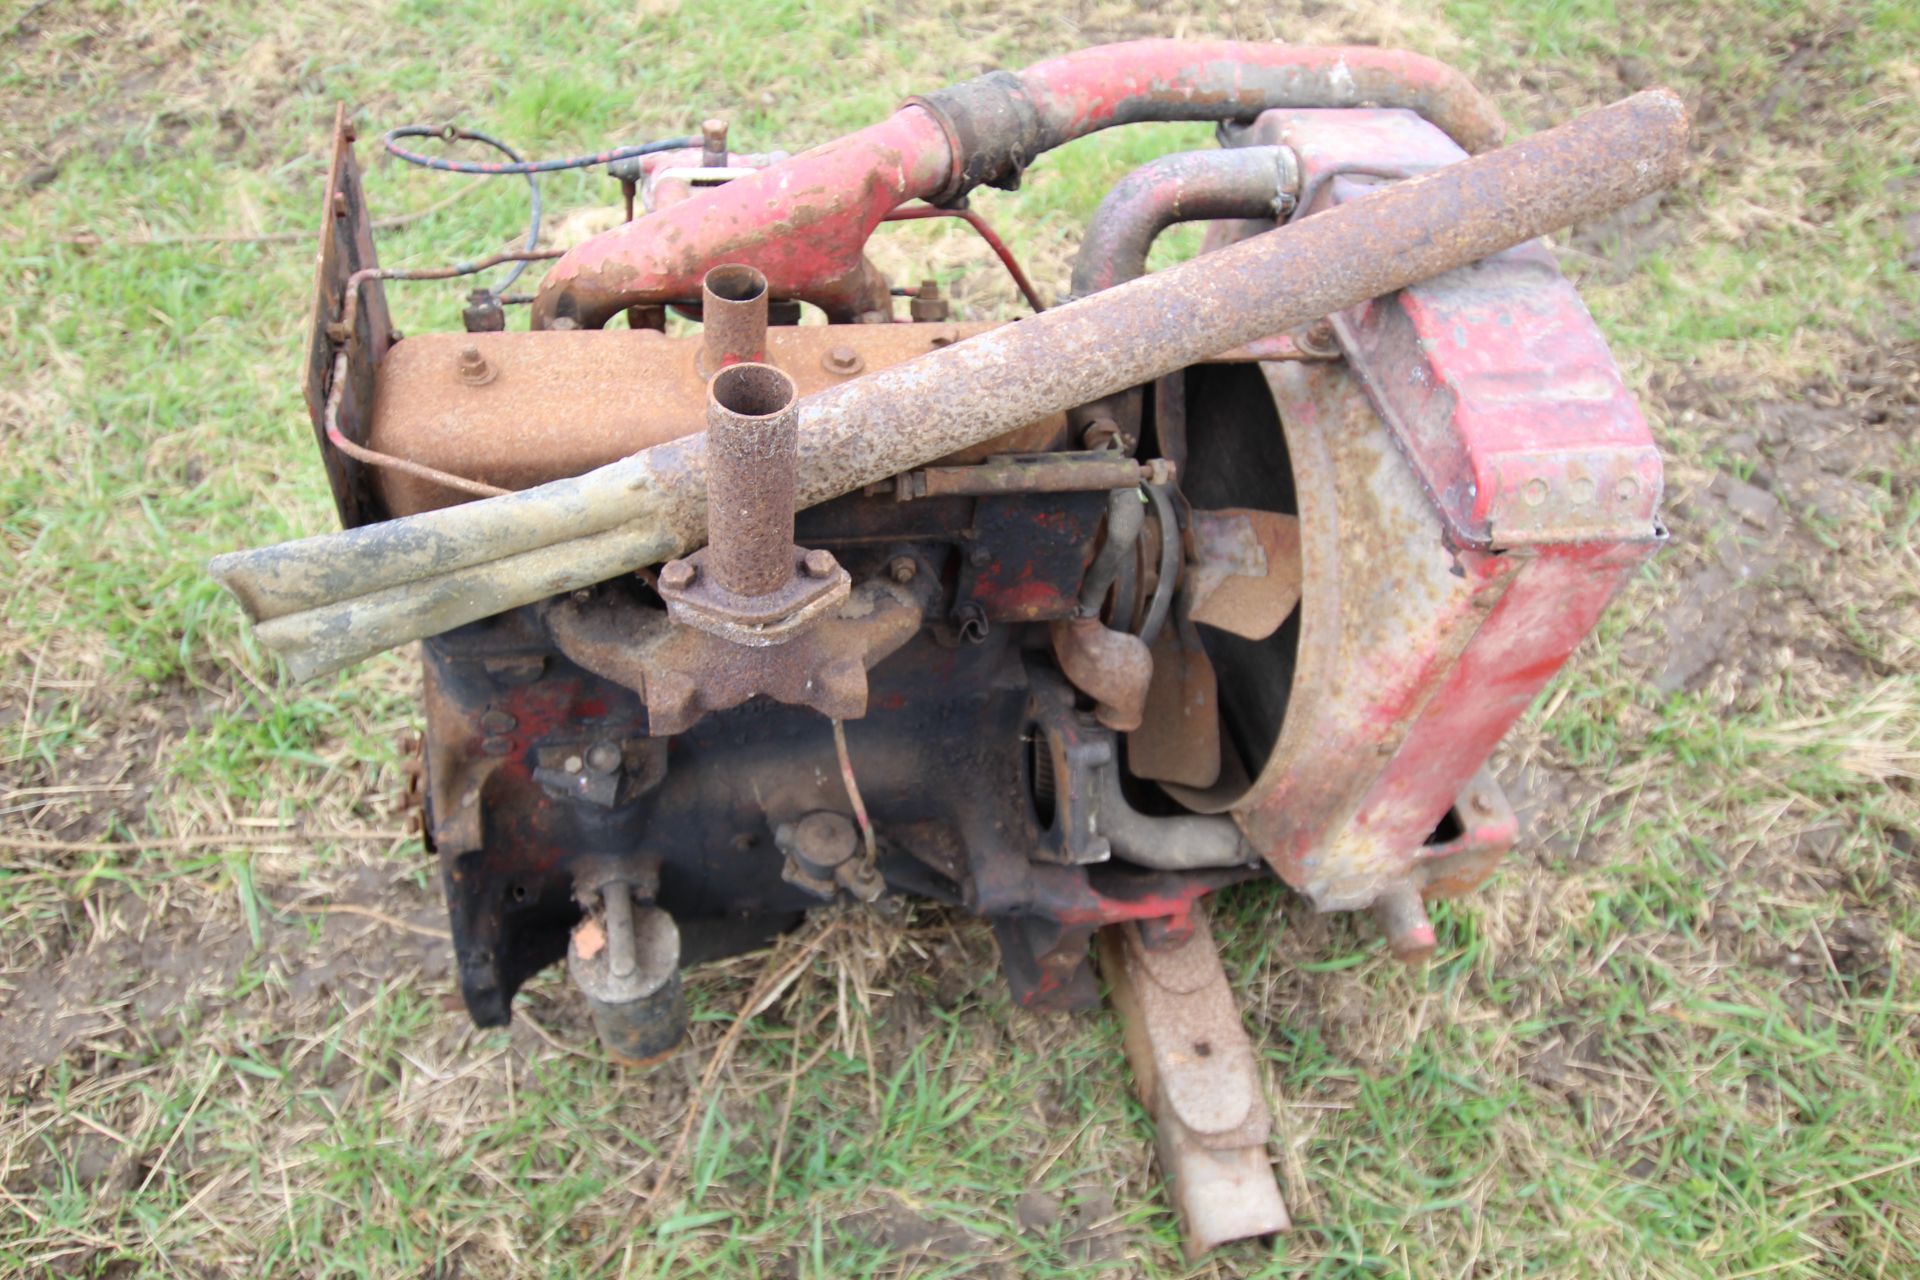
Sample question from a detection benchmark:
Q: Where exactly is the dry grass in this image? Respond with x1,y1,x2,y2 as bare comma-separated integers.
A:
2,0,1917,1276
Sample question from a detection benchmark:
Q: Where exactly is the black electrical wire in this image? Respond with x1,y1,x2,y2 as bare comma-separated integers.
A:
1138,482,1181,648
379,128,695,298
384,127,544,296
381,127,696,176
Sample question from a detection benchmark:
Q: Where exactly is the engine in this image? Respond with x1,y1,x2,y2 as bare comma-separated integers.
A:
211,42,1686,1252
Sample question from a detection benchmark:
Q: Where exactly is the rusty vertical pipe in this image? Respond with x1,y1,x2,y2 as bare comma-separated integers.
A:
700,264,769,371
703,362,798,598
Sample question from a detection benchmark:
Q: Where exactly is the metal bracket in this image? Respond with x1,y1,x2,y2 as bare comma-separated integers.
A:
1100,906,1289,1256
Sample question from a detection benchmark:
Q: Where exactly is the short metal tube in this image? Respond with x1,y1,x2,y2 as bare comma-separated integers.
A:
705,362,797,597
701,263,768,370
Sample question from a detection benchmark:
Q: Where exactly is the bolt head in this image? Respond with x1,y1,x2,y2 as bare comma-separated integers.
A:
586,742,622,774
659,559,696,591
822,344,863,375
563,754,584,774
456,344,496,386
887,555,917,584
967,545,991,568
803,548,838,579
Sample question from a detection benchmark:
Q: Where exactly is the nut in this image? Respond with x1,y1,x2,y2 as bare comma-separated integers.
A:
887,556,917,584
822,345,864,375
802,549,838,579
658,559,696,591
456,344,497,386
910,278,950,323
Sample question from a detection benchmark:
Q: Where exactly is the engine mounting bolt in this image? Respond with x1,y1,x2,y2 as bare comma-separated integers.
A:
887,555,917,584
563,754,584,774
586,742,622,774
701,117,729,168
910,278,950,323
822,344,864,375
658,559,696,591
457,344,496,386
802,548,838,579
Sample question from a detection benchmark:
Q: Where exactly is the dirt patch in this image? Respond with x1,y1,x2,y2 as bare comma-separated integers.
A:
0,875,448,1082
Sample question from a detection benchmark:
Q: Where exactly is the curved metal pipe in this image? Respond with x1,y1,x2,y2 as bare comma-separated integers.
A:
1071,147,1294,297
1078,486,1144,615
532,41,1503,329
1094,763,1256,870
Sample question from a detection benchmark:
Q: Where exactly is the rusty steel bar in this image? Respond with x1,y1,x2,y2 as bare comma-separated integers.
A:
703,362,798,597
212,90,1688,679
1070,146,1296,297
699,264,769,371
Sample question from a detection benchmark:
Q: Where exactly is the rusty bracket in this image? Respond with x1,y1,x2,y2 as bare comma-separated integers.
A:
548,579,927,737
1099,906,1290,1256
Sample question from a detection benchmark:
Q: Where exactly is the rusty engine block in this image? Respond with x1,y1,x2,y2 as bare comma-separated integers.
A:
212,42,1685,1252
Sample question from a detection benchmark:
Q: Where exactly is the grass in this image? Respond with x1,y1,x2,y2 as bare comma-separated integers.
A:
2,0,1917,1276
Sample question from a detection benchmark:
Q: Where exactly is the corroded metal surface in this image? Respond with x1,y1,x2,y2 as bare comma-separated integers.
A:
362,321,1049,516
548,579,925,736
214,89,1688,680
1180,360,1525,910
699,362,799,599
1049,615,1152,732
1099,907,1289,1256
698,263,769,373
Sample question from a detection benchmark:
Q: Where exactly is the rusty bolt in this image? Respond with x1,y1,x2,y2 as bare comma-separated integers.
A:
1300,319,1337,355
910,278,950,323
480,709,516,734
659,559,696,591
586,741,622,774
1470,791,1495,816
1139,458,1176,486
802,548,838,579
701,117,728,167
456,345,496,386
887,555,917,584
822,345,864,375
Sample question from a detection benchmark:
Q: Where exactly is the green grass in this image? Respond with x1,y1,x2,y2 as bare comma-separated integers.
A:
2,0,1917,1276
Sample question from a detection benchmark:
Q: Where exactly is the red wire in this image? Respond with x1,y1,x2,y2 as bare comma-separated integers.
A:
882,205,1047,312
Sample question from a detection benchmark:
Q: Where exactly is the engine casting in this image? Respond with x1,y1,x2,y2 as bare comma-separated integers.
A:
211,42,1686,1254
